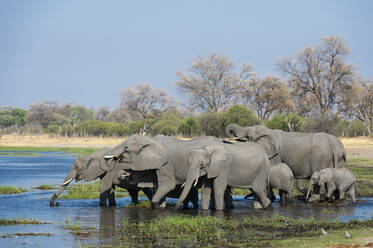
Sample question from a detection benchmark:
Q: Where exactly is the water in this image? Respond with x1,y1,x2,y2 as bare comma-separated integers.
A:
0,152,373,247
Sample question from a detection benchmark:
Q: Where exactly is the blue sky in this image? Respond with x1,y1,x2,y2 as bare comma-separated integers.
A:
1,0,372,110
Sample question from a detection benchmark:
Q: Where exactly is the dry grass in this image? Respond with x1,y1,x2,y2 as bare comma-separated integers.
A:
0,134,123,148
340,136,373,148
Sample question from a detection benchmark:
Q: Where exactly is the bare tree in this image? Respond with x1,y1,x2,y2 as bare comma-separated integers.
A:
120,83,168,132
342,78,373,135
26,101,60,128
175,53,254,113
241,76,294,120
278,36,356,124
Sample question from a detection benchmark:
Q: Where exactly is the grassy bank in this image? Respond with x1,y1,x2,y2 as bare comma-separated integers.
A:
0,186,27,194
0,146,98,156
118,215,373,247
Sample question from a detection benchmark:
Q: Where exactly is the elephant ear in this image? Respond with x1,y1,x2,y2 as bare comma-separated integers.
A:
254,126,279,160
318,171,330,185
205,145,229,179
122,139,168,171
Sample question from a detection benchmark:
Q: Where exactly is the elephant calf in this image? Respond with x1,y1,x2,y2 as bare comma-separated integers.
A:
306,168,358,204
245,162,294,204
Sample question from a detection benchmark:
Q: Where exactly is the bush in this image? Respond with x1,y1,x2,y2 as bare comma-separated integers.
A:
179,117,201,137
151,114,181,136
199,105,261,137
265,113,304,132
47,125,59,135
74,120,129,137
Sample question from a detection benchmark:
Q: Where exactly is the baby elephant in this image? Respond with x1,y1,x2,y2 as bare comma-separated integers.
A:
306,168,358,204
245,163,294,204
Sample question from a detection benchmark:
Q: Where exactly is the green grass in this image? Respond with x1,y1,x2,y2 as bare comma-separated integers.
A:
126,200,152,208
34,184,55,190
1,233,53,238
0,186,27,194
60,181,131,199
348,158,373,166
0,146,98,156
0,218,50,225
0,152,41,156
118,214,373,247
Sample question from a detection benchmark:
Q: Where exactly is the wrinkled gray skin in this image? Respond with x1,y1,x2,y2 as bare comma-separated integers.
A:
245,162,294,203
226,124,346,200
306,168,358,204
49,147,154,207
176,142,271,210
105,135,233,209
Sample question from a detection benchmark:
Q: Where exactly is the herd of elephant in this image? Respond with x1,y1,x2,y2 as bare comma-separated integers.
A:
49,124,358,210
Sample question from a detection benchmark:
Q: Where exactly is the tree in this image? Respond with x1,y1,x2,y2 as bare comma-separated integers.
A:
278,36,356,126
95,107,110,121
241,76,294,120
0,108,26,128
26,101,59,128
120,83,168,132
265,113,305,132
342,78,373,135
175,53,254,113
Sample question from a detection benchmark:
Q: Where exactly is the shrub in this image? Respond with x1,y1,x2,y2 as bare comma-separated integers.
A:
47,124,59,135
151,114,181,136
179,117,201,137
265,113,304,132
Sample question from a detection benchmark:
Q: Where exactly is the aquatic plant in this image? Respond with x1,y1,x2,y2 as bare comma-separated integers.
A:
0,186,27,194
0,218,50,225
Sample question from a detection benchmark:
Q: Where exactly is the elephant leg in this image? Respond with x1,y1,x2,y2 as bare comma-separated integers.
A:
213,177,227,211
279,189,284,203
326,183,336,200
108,186,116,206
190,187,199,209
224,186,234,209
127,188,140,205
201,180,212,210
347,186,356,204
251,167,271,209
151,168,176,209
183,194,190,209
142,187,154,201
99,190,109,206
296,179,307,194
339,189,346,201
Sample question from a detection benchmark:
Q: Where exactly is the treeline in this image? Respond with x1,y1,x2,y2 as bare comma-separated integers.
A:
0,104,367,138
1,35,372,138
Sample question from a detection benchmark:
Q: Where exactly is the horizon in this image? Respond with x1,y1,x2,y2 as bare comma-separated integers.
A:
1,0,372,110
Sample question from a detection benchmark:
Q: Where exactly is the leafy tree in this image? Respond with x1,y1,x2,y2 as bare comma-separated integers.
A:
0,108,27,128
175,53,254,113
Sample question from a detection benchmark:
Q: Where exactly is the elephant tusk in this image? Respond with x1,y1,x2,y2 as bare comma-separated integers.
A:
62,178,73,186
104,155,115,159
181,183,185,188
194,177,198,187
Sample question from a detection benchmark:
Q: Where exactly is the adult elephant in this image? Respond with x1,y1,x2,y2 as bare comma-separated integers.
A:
175,142,272,210
226,124,347,200
104,135,234,209
49,147,154,207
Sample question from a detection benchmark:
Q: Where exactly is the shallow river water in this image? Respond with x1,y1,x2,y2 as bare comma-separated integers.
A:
0,152,373,247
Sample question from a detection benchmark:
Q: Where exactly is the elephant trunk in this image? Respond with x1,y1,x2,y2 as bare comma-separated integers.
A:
305,183,313,202
50,168,77,206
175,166,200,209
225,124,245,140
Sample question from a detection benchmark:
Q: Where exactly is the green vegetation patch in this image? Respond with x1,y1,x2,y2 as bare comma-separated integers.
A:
0,152,41,156
1,233,52,238
34,184,55,190
0,218,50,226
0,146,98,156
119,215,373,247
348,158,373,166
126,200,152,208
60,181,130,199
0,186,27,194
